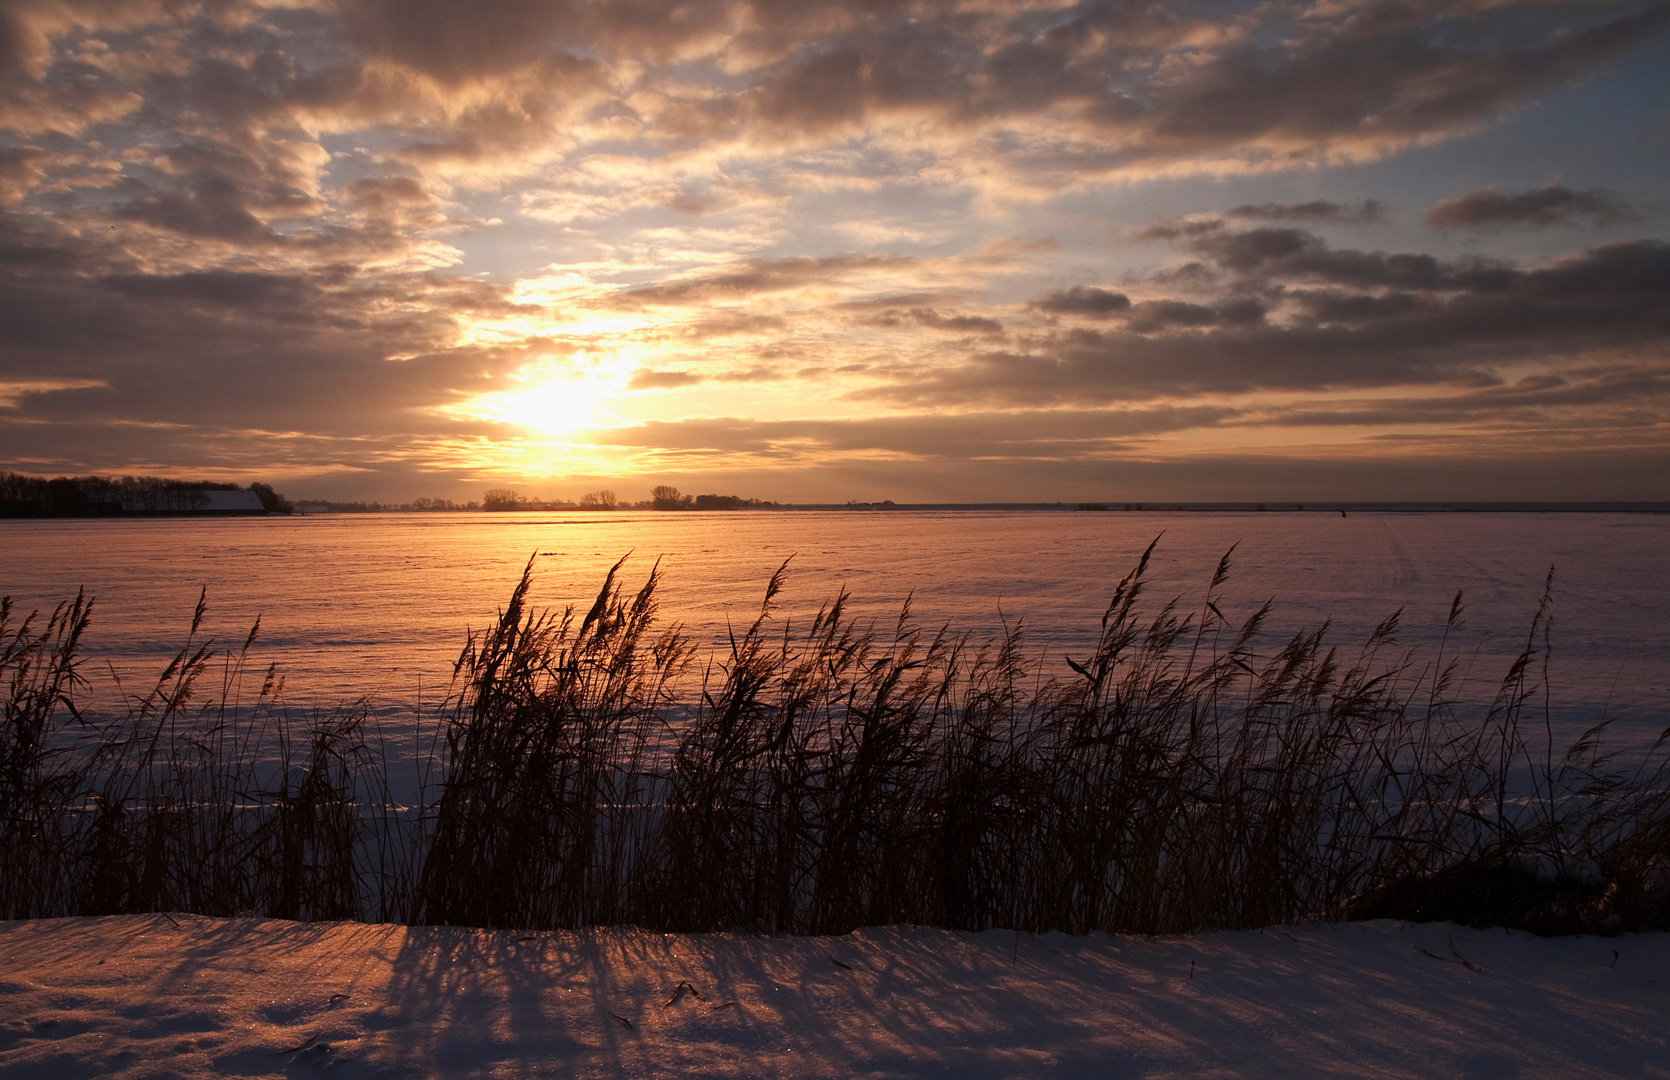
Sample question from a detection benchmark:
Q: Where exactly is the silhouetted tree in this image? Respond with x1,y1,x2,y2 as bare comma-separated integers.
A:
482,488,526,511
248,482,294,514
579,490,619,509
651,485,690,510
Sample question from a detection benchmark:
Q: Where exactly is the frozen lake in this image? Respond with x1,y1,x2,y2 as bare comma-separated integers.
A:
2,509,1667,747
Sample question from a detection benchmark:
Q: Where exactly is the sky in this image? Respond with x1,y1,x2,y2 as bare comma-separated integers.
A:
1,0,1668,505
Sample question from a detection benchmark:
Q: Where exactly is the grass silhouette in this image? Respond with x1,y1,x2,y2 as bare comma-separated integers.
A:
4,542,1666,935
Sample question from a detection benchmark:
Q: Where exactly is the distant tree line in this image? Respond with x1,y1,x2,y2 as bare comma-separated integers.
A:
1,475,783,516
292,497,481,513
481,488,581,511
477,486,776,511
0,471,292,517
651,485,776,510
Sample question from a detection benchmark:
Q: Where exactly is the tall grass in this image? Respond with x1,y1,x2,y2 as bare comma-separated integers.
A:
0,591,400,922
3,544,1667,936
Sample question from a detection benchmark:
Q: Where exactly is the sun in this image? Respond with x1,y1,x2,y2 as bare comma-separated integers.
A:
500,375,611,434
447,366,626,437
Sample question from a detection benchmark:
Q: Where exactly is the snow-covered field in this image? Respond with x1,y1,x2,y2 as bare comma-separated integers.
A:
2,916,1664,1078
5,510,1668,743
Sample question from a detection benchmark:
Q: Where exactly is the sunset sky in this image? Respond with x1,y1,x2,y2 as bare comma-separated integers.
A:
2,0,1667,504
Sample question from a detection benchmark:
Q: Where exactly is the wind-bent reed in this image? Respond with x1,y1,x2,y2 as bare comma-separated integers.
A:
415,557,690,929
4,543,1667,936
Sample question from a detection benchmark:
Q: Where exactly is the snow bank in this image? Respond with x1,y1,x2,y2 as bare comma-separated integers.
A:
1,916,1665,1078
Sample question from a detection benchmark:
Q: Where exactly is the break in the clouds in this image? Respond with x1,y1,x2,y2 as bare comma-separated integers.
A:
1,0,1668,502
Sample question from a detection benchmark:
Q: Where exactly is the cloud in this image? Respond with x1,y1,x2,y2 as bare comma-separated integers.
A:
1151,225,1521,292
342,175,445,225
1425,184,1639,230
618,254,921,306
1,2,1667,499
1,2,1663,215
1115,1,1670,170
101,269,326,308
117,172,281,244
0,146,46,203
867,238,1670,409
0,377,105,408
628,367,704,389
1226,200,1386,224
1287,289,1426,324
860,307,1005,336
344,0,582,86
581,406,1238,463
1033,286,1131,317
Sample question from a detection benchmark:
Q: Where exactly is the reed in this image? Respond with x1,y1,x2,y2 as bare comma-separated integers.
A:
0,590,399,921
413,557,690,928
3,544,1666,936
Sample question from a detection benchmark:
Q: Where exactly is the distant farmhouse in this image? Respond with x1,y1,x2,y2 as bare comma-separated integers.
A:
0,472,288,517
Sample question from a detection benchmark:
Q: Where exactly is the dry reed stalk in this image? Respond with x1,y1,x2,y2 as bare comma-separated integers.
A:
2,542,1665,936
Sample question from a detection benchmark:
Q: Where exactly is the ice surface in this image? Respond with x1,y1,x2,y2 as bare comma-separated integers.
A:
2,510,1666,746
0,915,1665,1078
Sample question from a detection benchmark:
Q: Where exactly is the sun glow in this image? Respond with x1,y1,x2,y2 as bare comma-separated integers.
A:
506,376,610,434
445,364,629,437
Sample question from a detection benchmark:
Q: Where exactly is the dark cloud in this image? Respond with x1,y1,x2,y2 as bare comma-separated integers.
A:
1146,261,1220,289
1125,300,1221,332
836,292,962,311
254,0,1670,175
1134,219,1227,243
914,309,1004,336
1186,227,1318,272
0,9,28,86
1033,286,1131,317
101,270,325,309
343,0,756,81
1226,200,1386,224
862,307,1005,336
0,225,534,451
1426,184,1639,230
1122,1,1670,167
343,175,434,213
1158,225,1521,292
2,1,1663,198
1256,369,1670,430
866,240,1670,408
117,173,279,244
344,0,581,84
1518,238,1670,300
1288,289,1426,323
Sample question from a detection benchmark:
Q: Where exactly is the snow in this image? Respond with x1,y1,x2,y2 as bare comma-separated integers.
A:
6,509,1668,749
2,917,1665,1078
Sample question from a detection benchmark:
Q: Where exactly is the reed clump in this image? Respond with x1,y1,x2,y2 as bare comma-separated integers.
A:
3,543,1667,936
0,591,398,922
